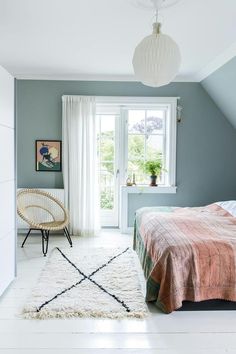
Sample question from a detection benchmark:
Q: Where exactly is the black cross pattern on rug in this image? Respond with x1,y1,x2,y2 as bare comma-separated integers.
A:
36,247,131,313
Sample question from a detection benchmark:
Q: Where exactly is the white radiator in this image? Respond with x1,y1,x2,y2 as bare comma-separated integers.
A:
17,188,65,230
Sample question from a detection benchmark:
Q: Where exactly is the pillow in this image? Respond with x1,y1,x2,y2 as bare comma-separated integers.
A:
216,201,236,217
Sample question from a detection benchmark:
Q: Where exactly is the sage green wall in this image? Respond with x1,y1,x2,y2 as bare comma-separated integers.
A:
16,80,236,226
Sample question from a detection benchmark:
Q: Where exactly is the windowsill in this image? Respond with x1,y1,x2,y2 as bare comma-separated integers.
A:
120,185,177,194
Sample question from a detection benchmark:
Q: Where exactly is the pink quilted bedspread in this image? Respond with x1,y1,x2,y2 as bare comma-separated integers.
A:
134,204,236,313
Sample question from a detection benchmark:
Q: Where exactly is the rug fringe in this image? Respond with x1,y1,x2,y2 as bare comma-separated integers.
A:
22,309,148,320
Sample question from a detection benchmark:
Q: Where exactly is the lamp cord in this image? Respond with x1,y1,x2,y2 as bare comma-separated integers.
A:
155,8,158,23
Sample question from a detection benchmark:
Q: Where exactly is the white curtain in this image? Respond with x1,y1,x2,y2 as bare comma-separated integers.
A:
62,95,100,236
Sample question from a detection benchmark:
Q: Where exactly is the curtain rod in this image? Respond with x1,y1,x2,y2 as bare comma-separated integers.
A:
62,95,181,100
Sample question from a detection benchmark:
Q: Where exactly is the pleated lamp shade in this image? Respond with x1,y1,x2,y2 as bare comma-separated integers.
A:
132,23,181,87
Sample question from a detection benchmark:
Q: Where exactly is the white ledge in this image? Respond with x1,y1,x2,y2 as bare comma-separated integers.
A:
120,185,177,194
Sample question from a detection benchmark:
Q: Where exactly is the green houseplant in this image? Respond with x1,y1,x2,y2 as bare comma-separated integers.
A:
142,160,164,186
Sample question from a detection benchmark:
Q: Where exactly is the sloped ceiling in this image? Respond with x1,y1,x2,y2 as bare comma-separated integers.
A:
201,57,236,129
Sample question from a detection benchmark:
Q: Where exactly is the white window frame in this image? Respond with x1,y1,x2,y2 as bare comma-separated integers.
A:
96,96,178,187
123,104,173,186
96,96,178,230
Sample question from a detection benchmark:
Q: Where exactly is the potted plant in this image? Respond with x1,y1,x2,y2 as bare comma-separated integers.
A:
142,160,165,186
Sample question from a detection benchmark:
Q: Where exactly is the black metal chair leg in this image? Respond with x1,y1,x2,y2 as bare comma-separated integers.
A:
21,228,32,248
64,227,72,247
41,230,50,256
41,230,45,256
45,230,50,255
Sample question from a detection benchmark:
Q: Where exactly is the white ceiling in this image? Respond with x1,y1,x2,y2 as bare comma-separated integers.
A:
0,0,236,81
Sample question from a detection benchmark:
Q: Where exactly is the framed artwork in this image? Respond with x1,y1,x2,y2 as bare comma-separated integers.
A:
35,140,62,172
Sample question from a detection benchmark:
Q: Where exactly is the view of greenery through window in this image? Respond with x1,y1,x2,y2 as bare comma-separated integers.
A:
128,110,165,185
98,110,165,210
97,115,115,210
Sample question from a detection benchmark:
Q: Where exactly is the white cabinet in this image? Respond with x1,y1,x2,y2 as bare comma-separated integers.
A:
0,181,15,237
0,66,15,295
0,232,15,294
0,127,14,182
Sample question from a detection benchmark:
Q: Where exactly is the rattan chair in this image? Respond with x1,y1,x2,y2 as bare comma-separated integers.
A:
17,189,72,256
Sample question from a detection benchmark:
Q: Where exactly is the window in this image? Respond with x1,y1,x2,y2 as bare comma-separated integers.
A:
96,97,177,226
127,108,167,185
97,114,116,211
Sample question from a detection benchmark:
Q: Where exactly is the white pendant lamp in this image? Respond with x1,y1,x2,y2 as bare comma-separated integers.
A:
132,0,181,87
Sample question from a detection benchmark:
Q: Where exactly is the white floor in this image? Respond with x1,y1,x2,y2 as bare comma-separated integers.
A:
0,230,236,353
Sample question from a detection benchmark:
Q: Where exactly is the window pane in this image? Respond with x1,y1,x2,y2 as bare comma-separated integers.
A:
146,135,164,161
100,171,114,210
100,139,114,161
101,162,114,174
128,160,142,174
146,110,164,134
100,115,115,135
128,110,145,134
127,160,148,185
98,114,116,211
128,135,145,160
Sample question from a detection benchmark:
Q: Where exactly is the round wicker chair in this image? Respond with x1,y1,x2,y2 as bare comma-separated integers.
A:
17,189,72,256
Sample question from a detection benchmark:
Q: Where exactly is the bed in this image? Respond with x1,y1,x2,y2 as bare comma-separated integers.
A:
133,201,236,313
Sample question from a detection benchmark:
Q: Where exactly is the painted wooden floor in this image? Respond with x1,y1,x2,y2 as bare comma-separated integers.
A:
0,230,236,353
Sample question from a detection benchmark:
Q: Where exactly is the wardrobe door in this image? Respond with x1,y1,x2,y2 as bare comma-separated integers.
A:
0,66,15,295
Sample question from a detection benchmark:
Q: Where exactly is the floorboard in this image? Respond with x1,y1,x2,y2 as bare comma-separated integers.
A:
0,231,235,353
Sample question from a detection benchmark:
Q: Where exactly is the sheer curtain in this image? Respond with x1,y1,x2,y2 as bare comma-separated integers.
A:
62,95,100,236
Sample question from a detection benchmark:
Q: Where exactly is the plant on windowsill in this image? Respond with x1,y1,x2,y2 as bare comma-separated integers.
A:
141,160,166,187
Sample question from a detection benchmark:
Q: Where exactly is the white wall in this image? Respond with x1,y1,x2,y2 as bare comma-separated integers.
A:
0,66,15,295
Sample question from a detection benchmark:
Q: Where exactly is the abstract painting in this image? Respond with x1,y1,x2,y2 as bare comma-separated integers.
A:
36,140,62,172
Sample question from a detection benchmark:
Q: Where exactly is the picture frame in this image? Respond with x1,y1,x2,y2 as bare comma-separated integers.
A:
35,140,62,172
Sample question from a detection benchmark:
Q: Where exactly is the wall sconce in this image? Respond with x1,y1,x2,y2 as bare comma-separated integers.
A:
177,104,183,123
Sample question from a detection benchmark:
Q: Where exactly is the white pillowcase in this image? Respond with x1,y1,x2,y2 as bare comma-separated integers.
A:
216,201,236,217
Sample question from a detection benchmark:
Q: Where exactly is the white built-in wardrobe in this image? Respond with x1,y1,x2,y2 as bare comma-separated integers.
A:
0,65,15,294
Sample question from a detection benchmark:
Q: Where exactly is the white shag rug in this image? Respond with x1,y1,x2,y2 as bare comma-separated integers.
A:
23,247,149,319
